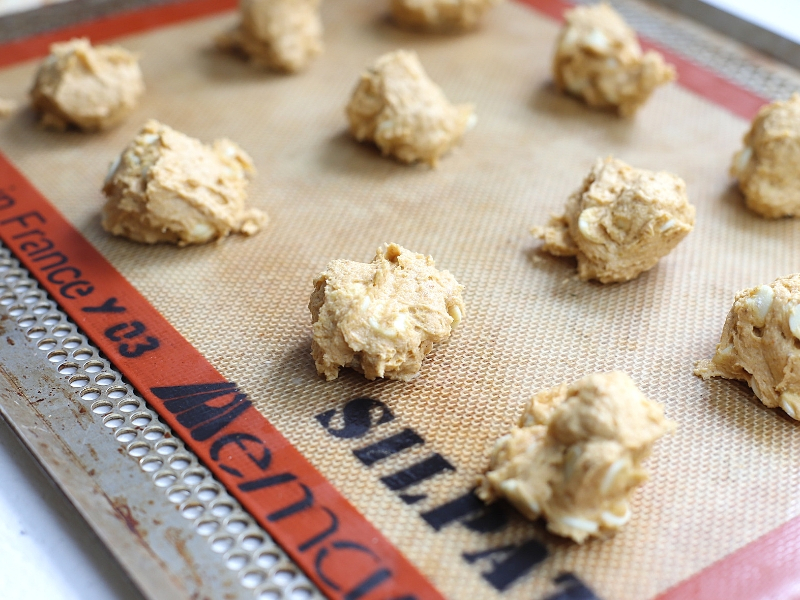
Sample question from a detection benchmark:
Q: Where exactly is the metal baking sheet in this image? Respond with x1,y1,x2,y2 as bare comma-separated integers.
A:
1,0,800,599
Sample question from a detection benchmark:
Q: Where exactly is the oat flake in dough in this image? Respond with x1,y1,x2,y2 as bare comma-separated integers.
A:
477,372,675,544
553,3,674,116
533,156,695,283
102,120,267,246
30,38,144,131
390,0,502,32
695,274,800,421
730,93,800,218
216,0,323,73
346,50,475,167
309,243,465,381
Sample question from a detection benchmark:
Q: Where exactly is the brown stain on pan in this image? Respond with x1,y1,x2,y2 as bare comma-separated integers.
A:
111,496,143,538
165,527,205,591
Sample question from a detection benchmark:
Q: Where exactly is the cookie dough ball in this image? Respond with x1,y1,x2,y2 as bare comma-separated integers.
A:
553,3,674,116
533,157,695,283
216,0,322,73
477,372,675,543
695,275,800,420
102,120,267,246
390,0,501,32
309,243,465,381
730,94,800,218
346,50,475,166
30,38,144,131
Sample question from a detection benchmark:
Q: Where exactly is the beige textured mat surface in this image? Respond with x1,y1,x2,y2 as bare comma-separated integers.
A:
1,1,799,598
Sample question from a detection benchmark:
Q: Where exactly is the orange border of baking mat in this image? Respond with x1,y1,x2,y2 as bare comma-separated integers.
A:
0,0,236,69
0,163,443,600
0,0,796,598
519,0,768,120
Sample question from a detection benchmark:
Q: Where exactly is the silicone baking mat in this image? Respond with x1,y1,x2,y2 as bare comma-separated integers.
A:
0,0,799,598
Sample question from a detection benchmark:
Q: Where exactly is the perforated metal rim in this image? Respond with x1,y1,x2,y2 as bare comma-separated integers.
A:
573,0,800,101
0,242,323,600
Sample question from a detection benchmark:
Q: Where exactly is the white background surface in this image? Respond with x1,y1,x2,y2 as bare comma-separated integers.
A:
0,0,70,16
0,417,144,600
702,0,800,44
0,1,798,599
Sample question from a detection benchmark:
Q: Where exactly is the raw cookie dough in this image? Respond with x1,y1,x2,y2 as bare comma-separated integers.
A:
216,0,322,73
477,372,675,543
730,93,800,218
552,3,675,116
102,120,267,246
390,0,501,32
30,38,144,131
695,275,800,420
309,243,465,381
346,50,475,166
532,157,695,283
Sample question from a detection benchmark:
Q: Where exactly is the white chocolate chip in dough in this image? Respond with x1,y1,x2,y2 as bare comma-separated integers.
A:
393,313,408,333
346,50,475,167
477,372,675,543
215,0,322,73
560,515,599,534
552,3,674,116
499,479,519,495
104,154,122,185
534,157,695,283
717,343,734,357
390,0,502,32
190,223,214,240
789,304,800,340
730,94,800,218
102,120,266,246
746,284,774,327
695,274,800,420
310,243,465,381
585,28,609,53
659,218,677,232
369,316,398,339
600,456,628,495
30,38,144,131
601,506,631,527
577,207,605,243
735,145,753,174
781,393,800,419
